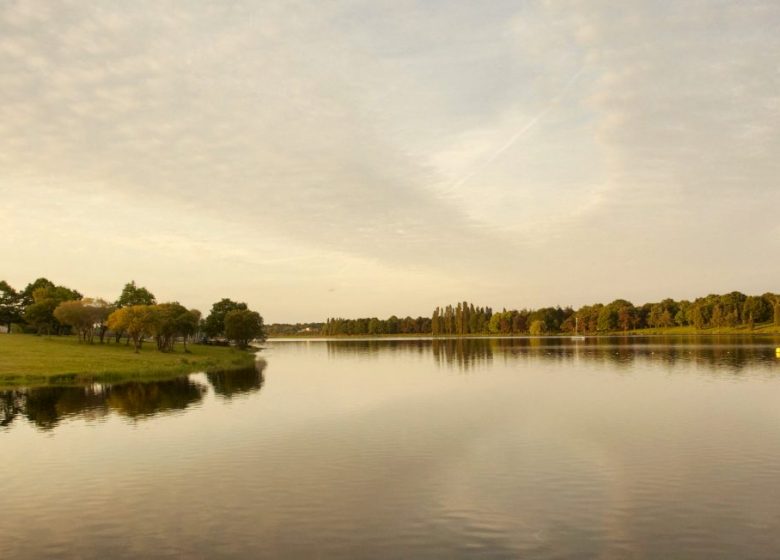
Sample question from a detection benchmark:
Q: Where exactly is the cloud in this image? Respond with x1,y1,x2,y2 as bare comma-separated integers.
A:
2,0,779,318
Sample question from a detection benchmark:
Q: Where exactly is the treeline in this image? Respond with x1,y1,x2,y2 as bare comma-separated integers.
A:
311,291,780,337
322,315,432,336
432,302,569,335
265,322,325,336
0,278,265,351
431,292,780,335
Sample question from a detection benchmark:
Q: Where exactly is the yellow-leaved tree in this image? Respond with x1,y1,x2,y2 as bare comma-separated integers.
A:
107,305,154,353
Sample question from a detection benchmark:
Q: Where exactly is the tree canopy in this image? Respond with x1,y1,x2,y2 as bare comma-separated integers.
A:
224,309,265,349
116,281,156,308
0,281,22,332
1,278,268,356
53,299,114,343
204,298,248,338
23,283,82,334
107,305,155,352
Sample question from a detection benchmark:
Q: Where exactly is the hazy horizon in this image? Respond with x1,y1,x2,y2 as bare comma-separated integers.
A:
3,1,779,322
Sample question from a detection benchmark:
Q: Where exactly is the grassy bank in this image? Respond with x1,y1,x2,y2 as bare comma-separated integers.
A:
0,334,257,387
625,324,780,336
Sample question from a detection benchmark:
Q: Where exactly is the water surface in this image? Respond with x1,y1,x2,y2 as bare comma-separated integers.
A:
2,337,780,558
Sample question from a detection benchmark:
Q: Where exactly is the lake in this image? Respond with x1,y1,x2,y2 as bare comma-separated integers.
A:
2,336,780,559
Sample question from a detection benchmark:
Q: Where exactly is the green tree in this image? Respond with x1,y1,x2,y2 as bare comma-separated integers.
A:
431,308,440,336
488,312,502,334
742,296,771,324
204,298,248,338
116,281,156,307
0,281,23,333
24,284,82,334
617,301,637,332
691,302,708,329
224,309,265,349
20,278,56,308
597,305,618,332
178,309,201,352
147,302,189,352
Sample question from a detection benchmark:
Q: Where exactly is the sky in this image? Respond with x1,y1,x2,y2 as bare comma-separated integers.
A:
2,0,779,322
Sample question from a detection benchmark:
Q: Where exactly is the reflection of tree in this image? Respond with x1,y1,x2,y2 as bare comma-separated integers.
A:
0,361,271,431
207,359,266,399
104,377,207,418
323,336,780,374
487,335,780,373
432,338,493,371
21,386,107,430
326,339,430,359
1,377,207,430
1,390,23,427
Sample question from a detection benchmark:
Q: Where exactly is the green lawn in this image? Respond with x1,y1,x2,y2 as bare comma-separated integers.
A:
0,334,257,387
626,323,780,336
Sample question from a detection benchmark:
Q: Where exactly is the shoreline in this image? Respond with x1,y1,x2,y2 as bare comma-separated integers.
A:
267,328,780,340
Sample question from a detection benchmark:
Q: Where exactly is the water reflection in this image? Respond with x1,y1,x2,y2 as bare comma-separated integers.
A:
432,338,493,370
0,360,266,431
208,358,266,398
319,336,780,373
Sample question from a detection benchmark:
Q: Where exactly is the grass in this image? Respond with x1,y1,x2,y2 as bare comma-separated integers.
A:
625,323,780,336
0,334,257,388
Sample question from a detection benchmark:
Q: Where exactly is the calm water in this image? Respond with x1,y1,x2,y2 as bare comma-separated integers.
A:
2,336,780,559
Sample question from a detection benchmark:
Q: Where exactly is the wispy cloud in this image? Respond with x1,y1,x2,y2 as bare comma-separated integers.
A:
2,0,779,319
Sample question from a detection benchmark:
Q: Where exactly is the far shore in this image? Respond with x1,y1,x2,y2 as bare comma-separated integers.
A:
267,324,780,339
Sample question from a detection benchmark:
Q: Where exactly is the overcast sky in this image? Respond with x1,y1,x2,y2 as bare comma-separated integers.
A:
2,1,779,322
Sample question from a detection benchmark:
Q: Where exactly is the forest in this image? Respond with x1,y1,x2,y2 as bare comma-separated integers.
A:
278,291,780,336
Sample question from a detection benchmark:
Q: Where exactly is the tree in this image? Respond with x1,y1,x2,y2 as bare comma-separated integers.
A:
51,299,112,343
224,309,265,349
24,284,82,334
147,302,189,352
20,278,55,308
107,305,155,352
0,281,23,333
742,296,771,325
529,319,547,335
488,312,502,334
617,302,637,332
113,281,155,342
91,299,116,343
178,309,201,352
597,305,618,332
116,281,156,308
204,298,248,338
